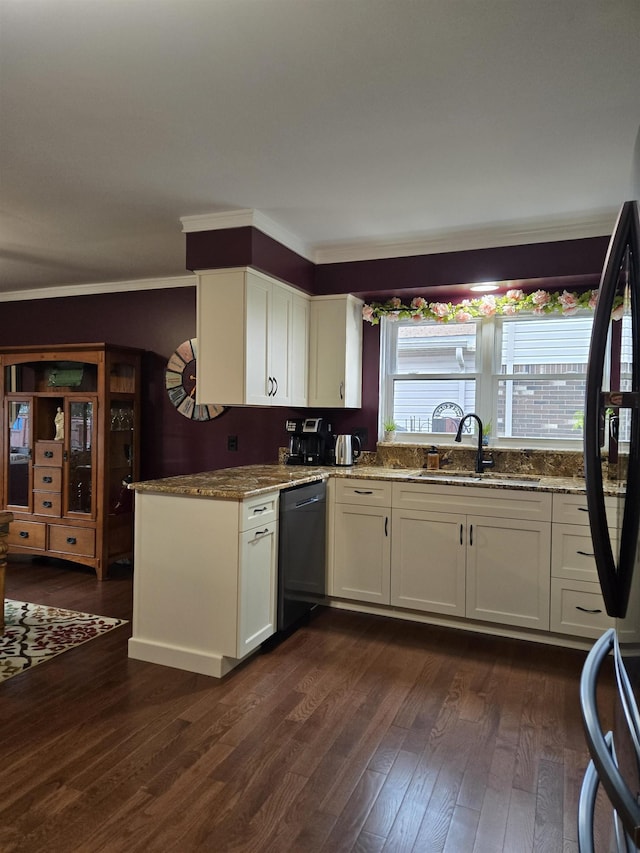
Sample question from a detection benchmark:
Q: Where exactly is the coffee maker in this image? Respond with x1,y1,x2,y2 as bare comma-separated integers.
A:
285,417,334,466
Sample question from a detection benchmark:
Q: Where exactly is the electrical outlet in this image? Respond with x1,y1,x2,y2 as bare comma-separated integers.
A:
353,427,368,448
227,435,238,451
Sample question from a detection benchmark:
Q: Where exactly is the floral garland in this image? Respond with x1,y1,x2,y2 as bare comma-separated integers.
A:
362,288,625,325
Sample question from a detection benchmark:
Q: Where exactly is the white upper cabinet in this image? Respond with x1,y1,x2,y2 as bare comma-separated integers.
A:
308,294,363,408
196,267,309,407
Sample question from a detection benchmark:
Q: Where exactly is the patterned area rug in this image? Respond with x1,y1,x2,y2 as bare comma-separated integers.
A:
1,599,127,683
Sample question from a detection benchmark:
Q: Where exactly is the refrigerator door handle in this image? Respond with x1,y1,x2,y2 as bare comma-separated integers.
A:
585,200,640,618
580,628,640,848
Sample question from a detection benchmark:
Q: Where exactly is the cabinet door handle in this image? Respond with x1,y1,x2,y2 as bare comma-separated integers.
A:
469,524,473,546
354,489,373,495
19,530,29,539
339,380,344,400
273,376,278,396
267,377,273,396
252,507,267,514
254,528,269,538
576,605,602,614
66,537,77,545
44,450,54,458
385,516,388,537
460,523,463,545
43,501,53,508
578,507,589,513
577,550,595,557
42,476,53,484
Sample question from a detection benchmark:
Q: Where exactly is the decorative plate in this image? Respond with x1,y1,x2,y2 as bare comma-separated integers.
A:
165,339,227,421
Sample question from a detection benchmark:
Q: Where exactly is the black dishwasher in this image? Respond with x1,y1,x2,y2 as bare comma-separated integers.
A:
277,480,326,632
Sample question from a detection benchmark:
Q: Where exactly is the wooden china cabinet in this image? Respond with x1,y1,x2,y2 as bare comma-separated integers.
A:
0,344,142,580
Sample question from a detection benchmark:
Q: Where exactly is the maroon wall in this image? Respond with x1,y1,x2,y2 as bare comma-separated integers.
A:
0,232,610,478
0,286,372,479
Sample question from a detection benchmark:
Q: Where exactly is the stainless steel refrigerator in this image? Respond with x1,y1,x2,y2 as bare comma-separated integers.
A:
580,199,640,851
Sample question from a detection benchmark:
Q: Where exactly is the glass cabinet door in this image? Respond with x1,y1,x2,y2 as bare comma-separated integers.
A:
67,400,94,515
6,398,31,508
108,401,134,513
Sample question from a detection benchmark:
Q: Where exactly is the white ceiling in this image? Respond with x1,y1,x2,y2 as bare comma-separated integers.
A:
1,0,639,297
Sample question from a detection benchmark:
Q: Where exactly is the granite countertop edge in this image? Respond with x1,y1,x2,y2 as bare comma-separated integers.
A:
129,464,625,500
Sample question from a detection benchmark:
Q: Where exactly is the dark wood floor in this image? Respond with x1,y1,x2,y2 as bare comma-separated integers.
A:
1,556,615,853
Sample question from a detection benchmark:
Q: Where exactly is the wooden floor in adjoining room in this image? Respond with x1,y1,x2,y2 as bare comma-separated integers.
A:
0,557,614,853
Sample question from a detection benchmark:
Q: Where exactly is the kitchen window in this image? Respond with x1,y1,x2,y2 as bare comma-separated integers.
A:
380,313,599,446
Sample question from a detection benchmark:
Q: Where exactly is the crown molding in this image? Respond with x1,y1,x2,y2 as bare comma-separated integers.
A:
180,209,314,261
180,206,618,267
0,274,196,303
312,209,619,265
180,209,255,232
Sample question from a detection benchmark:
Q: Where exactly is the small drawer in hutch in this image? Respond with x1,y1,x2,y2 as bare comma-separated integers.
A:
48,526,96,558
8,521,46,550
34,441,63,467
33,466,62,492
33,492,62,517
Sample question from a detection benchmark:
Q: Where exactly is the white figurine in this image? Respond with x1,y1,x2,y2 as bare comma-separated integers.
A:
54,407,64,441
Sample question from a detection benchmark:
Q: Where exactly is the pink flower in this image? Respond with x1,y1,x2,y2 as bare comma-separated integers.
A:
502,303,517,316
506,289,524,300
386,311,400,322
362,305,374,322
389,297,402,309
430,302,450,319
460,298,472,307
455,309,472,322
612,303,625,321
411,297,427,309
478,295,497,316
531,290,550,307
533,306,545,316
411,312,424,322
559,290,579,315
588,290,599,310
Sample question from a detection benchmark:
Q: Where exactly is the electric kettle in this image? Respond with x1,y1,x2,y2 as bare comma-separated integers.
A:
334,434,361,466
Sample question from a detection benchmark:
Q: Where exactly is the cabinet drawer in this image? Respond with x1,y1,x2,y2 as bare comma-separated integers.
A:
551,523,612,583
33,492,62,517
8,520,46,549
552,493,617,525
34,441,63,466
334,479,392,507
240,492,278,531
48,525,96,557
33,466,62,492
392,481,552,521
550,578,613,639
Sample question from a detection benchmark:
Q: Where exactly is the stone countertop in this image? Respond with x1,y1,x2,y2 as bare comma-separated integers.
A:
130,464,625,500
129,465,332,500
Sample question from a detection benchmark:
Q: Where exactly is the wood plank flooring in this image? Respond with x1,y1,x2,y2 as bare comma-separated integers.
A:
0,557,615,852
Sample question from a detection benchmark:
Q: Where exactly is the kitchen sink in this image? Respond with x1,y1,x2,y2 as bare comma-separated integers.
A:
416,470,541,486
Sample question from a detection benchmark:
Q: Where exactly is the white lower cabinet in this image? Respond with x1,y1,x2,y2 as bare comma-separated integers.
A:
331,479,391,604
390,509,466,617
238,520,278,657
391,508,550,629
330,480,554,635
550,577,613,638
129,490,278,677
550,494,615,639
465,515,551,630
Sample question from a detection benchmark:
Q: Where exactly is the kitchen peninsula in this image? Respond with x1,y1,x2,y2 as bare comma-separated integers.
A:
128,460,624,678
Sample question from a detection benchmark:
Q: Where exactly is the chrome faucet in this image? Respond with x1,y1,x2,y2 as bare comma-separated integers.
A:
454,413,495,474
